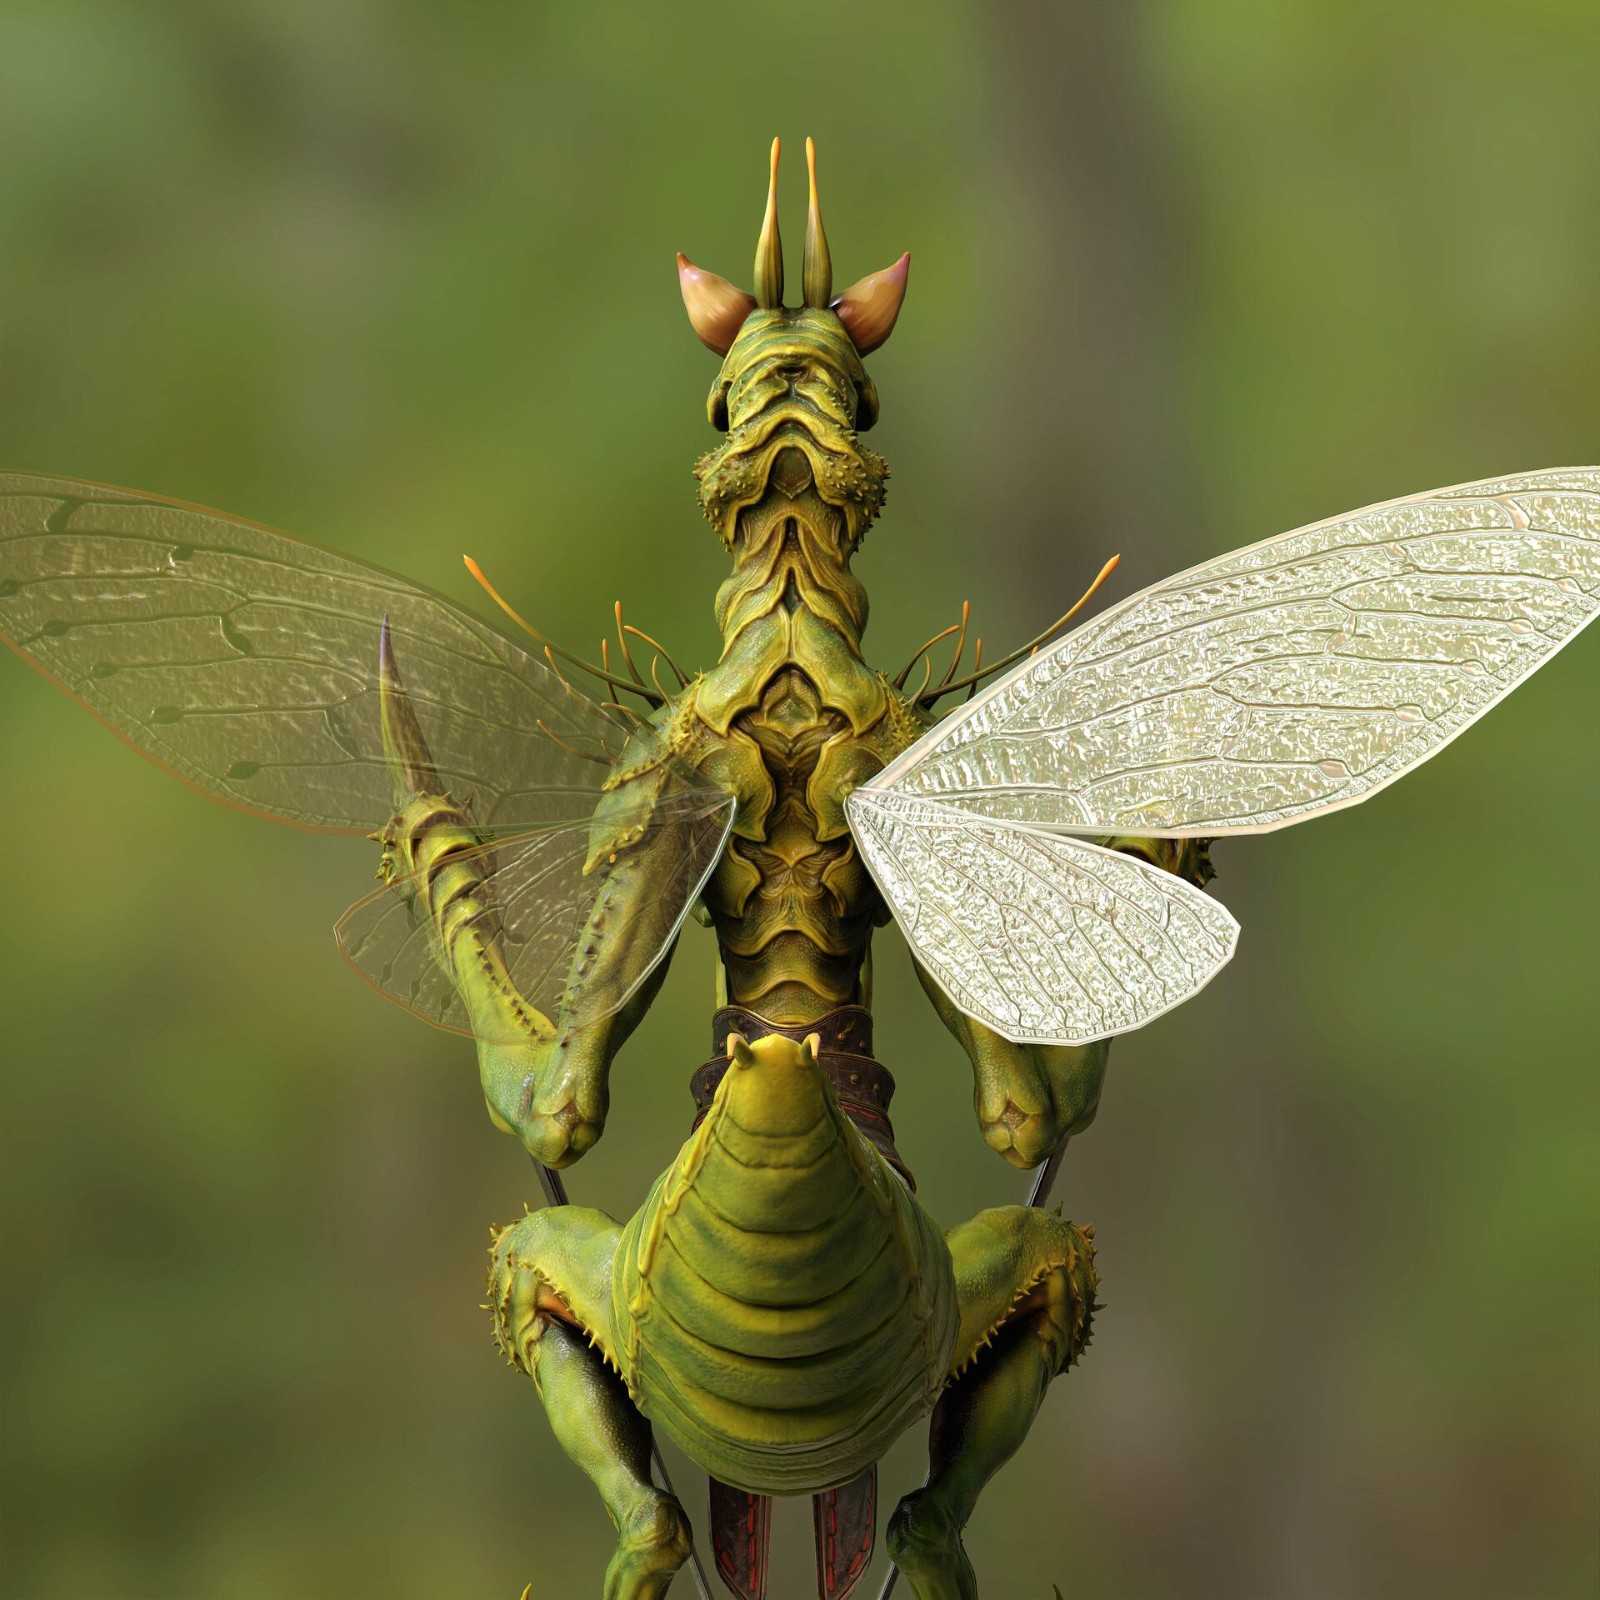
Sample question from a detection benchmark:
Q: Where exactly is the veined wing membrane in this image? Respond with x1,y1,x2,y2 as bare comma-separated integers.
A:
867,467,1600,836
0,472,629,833
849,790,1238,1045
335,791,736,1040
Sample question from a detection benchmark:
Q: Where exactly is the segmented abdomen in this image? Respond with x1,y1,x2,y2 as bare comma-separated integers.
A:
613,1102,959,1494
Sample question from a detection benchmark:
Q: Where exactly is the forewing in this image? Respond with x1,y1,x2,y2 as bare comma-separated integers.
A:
0,472,631,833
869,467,1600,835
848,790,1238,1046
334,792,735,1040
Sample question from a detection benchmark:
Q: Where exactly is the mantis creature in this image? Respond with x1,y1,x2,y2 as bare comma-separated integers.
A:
2,139,1597,1600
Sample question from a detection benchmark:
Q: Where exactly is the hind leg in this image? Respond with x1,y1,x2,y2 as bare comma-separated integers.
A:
887,1207,1097,1600
490,1206,692,1600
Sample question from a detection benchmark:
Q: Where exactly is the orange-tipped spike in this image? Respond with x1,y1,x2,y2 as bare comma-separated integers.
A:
464,554,542,642
677,253,756,355
753,137,783,309
931,553,1123,702
802,136,831,308
834,251,909,355
1074,553,1120,620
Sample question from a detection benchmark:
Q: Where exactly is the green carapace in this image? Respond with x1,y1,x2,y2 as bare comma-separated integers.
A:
3,138,1597,1599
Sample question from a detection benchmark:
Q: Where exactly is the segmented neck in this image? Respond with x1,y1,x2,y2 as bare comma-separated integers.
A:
696,348,888,662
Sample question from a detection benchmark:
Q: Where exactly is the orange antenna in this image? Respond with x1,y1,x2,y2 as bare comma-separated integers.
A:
927,553,1121,703
463,555,663,708
465,554,540,640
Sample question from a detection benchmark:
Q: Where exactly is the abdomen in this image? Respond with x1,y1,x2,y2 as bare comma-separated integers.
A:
614,1124,958,1493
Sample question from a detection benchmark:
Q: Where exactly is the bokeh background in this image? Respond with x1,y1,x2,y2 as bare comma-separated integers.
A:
2,4,1597,1597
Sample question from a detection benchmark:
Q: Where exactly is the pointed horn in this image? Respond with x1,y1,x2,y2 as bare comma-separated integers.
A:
833,251,910,355
378,615,440,806
802,136,831,308
753,137,783,309
728,1034,757,1069
677,254,756,355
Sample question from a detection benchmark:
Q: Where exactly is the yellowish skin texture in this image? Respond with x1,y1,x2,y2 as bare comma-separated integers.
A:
386,305,1204,1175
487,1036,1096,1600
380,300,1200,1596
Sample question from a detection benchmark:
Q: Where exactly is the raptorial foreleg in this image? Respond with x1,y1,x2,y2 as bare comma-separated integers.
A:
914,953,1110,1167
887,1206,1097,1600
911,837,1212,1169
374,621,677,1167
490,1206,692,1600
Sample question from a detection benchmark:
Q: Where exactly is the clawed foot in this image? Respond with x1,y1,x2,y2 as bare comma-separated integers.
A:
978,1096,1059,1169
520,1093,606,1167
602,1491,693,1600
887,1489,978,1600
479,1041,608,1167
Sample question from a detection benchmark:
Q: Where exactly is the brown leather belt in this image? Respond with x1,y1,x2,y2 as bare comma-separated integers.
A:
692,1004,913,1189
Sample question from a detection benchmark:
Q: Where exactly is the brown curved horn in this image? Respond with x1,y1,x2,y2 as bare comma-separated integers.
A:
833,252,910,355
678,253,756,355
753,137,784,309
802,136,832,308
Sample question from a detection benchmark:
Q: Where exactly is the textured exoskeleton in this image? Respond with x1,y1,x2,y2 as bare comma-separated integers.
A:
9,133,1592,1600
486,1033,1095,1600
375,139,1194,1599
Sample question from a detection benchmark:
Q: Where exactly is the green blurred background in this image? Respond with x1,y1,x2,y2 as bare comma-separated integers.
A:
2,3,1596,1597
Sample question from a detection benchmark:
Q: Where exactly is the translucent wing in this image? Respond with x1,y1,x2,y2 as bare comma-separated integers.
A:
0,472,631,834
850,465,1597,1044
0,471,732,1035
334,791,736,1040
848,791,1238,1045
865,467,1600,836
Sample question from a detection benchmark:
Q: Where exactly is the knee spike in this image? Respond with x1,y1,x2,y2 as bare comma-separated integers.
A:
377,616,441,804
